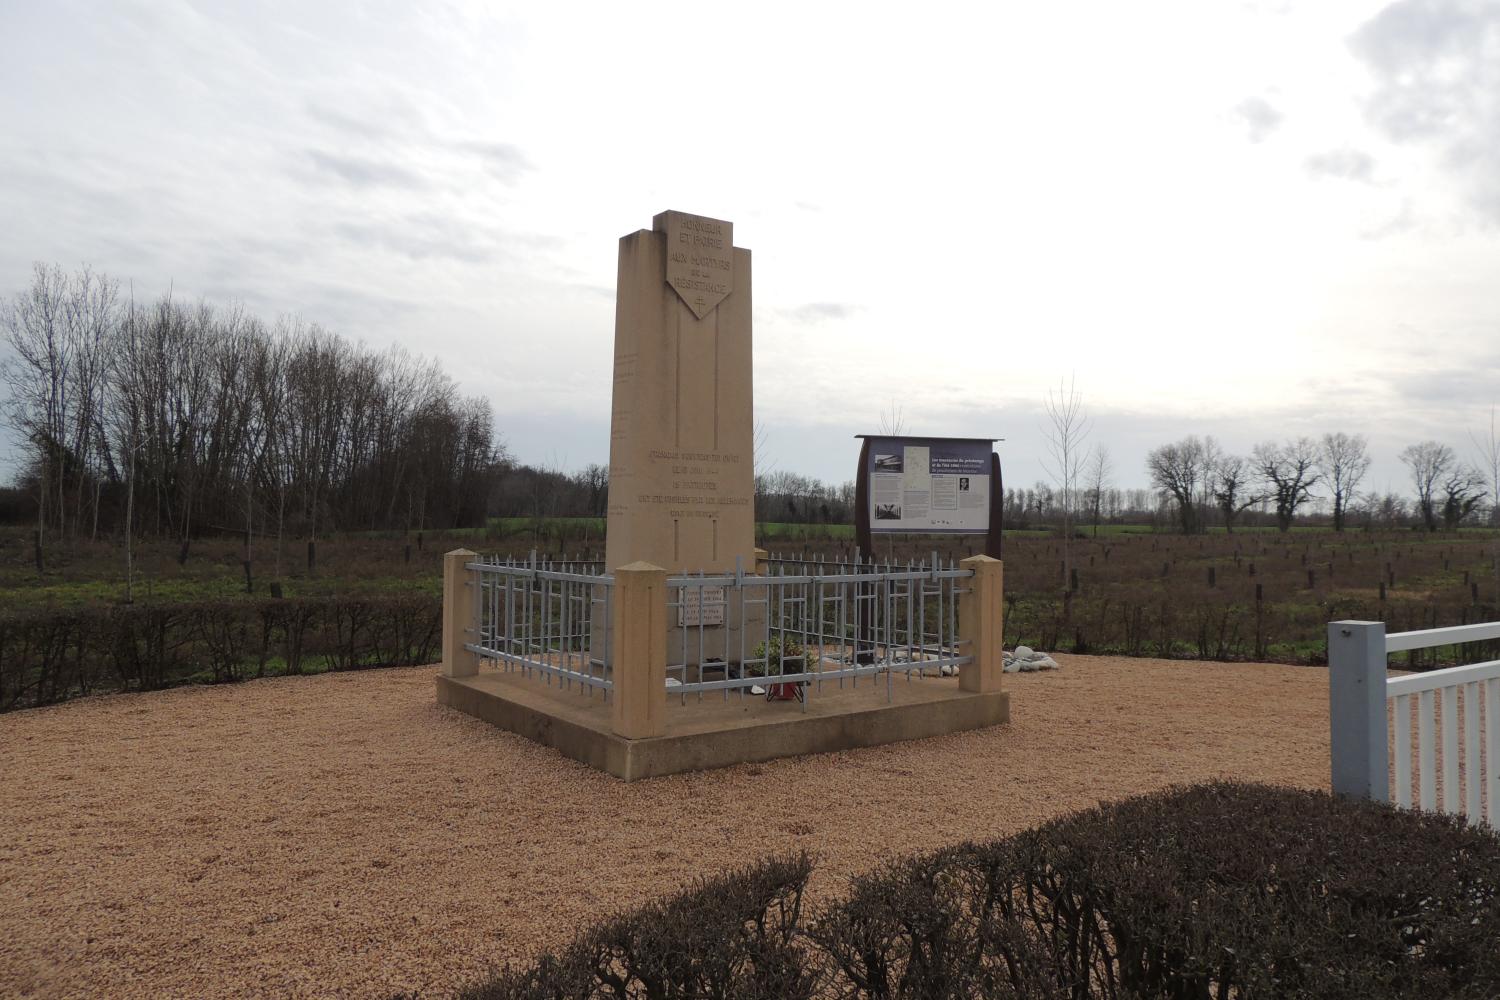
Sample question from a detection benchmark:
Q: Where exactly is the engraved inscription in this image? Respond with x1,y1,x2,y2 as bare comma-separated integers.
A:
662,211,734,319
632,448,745,516
678,586,725,628
610,352,636,442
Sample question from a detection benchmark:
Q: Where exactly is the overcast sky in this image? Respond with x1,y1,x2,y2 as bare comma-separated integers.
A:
3,0,1498,496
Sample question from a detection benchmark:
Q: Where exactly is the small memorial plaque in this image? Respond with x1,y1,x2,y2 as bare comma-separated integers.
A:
661,211,734,319
679,585,726,627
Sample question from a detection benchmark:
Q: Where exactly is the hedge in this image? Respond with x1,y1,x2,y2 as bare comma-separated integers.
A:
0,594,441,712
453,782,1500,1000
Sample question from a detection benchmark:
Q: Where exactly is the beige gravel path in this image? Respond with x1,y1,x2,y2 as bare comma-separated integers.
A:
0,655,1330,999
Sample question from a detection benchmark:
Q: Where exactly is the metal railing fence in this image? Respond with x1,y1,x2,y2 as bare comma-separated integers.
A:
465,554,614,695
667,554,974,704
456,552,976,708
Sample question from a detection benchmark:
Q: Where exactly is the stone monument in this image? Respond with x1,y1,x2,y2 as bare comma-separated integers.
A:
605,211,755,575
435,211,1009,778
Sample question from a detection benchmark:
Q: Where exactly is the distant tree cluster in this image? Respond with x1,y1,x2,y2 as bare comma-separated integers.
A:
1,264,501,553
1145,432,1495,534
490,462,610,519
482,464,858,526
1003,484,1159,531
754,470,854,524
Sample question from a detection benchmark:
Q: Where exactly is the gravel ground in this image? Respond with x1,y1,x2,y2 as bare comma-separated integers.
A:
0,655,1330,999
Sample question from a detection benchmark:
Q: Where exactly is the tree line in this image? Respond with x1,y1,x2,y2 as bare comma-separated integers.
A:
6,266,1496,552
1,264,500,562
487,464,858,525
1147,432,1498,534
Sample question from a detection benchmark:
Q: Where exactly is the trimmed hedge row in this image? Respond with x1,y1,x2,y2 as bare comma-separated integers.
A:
0,594,440,712
455,782,1500,1000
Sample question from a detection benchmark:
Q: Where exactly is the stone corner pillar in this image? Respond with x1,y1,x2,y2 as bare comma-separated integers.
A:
442,549,479,678
754,547,770,575
612,561,668,739
959,555,1004,694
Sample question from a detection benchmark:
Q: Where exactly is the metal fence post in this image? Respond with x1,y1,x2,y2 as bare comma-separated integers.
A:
959,555,1004,694
613,561,667,739
1329,620,1388,802
443,549,479,678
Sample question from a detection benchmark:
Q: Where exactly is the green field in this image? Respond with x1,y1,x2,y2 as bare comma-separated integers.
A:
5,524,1497,674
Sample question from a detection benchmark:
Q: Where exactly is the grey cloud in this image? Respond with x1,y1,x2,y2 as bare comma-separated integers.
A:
1304,148,1377,182
304,102,391,141
1349,0,1500,221
461,141,531,184
784,302,859,323
1350,0,1490,134
1232,96,1284,143
286,284,427,337
567,283,615,300
306,150,429,190
330,215,496,264
1359,199,1418,239
323,212,562,267
1382,355,1500,409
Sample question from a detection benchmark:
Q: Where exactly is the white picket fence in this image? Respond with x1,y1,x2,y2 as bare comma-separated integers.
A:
1329,619,1500,828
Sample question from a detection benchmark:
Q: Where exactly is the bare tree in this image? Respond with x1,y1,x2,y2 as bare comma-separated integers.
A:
1041,376,1090,586
751,420,773,481
1252,437,1321,532
1196,437,1223,518
1471,407,1500,528
1146,435,1210,534
1440,466,1487,530
877,399,906,436
1470,405,1500,596
112,287,145,600
63,266,117,542
1318,432,1370,533
1083,445,1112,537
2,265,81,544
1365,490,1409,529
1400,440,1455,532
7,264,502,548
578,464,610,517
1208,453,1262,533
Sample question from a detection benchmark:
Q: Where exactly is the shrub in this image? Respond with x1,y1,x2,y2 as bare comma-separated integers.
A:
459,853,815,1000
456,783,1500,1000
0,594,443,712
0,610,107,711
749,635,808,678
370,595,442,667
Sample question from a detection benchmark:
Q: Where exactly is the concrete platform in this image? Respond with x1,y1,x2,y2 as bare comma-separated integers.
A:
435,669,1010,780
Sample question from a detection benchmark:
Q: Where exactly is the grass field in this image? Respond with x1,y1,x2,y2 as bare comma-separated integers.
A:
4,522,1498,674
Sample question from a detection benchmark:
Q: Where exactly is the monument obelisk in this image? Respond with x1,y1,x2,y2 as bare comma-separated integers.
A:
604,211,754,575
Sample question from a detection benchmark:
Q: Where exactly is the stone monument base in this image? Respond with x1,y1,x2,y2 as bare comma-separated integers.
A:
436,669,1010,781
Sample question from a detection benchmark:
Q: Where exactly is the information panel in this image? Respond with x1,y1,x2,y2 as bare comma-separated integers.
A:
863,436,992,534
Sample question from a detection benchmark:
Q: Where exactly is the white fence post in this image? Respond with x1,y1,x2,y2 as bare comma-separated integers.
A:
1329,620,1388,803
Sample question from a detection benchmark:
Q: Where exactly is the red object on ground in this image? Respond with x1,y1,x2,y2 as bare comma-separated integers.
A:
767,682,803,702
